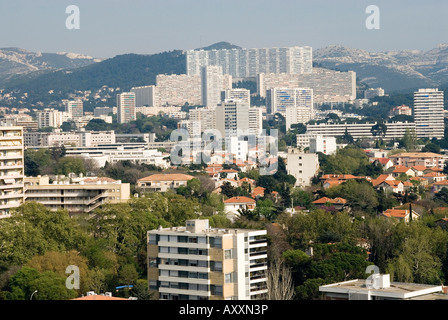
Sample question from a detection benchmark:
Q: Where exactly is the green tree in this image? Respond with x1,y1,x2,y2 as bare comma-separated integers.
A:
56,157,86,175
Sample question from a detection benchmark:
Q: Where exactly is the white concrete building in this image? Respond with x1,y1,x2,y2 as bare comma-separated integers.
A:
258,68,356,104
24,130,116,148
186,46,312,77
36,108,69,129
64,99,84,119
305,121,416,140
0,126,25,218
117,92,136,124
131,85,156,107
201,66,228,107
285,148,319,188
414,88,444,139
24,175,130,215
309,136,337,155
147,219,268,300
266,88,313,116
222,89,251,105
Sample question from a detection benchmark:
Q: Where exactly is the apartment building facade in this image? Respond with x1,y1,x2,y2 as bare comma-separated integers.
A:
257,68,356,104
414,88,444,139
147,219,268,300
305,121,416,140
117,92,136,124
186,46,313,77
24,176,130,215
0,126,25,218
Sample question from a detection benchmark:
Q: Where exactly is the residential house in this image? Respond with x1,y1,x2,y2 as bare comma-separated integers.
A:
223,196,256,221
312,197,347,210
372,158,394,171
432,180,448,192
376,180,405,195
423,172,447,184
390,165,415,178
380,208,420,222
136,173,195,192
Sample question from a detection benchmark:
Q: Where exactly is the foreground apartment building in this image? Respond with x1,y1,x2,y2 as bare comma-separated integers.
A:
24,175,130,215
0,125,25,218
147,219,268,300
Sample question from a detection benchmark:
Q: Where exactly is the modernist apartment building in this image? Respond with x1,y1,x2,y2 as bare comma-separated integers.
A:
64,99,84,119
24,175,130,215
24,130,116,148
414,88,444,139
147,219,268,300
305,121,416,140
201,65,230,107
221,89,251,106
186,46,313,77
285,148,320,188
117,92,136,124
257,68,356,104
36,108,69,129
131,85,157,107
0,126,25,218
266,87,313,116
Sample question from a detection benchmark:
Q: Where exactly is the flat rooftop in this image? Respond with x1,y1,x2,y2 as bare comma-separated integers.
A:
320,278,448,300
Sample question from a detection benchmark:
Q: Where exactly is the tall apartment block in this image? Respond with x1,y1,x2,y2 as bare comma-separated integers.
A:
117,92,136,124
64,99,84,119
201,66,227,107
258,68,356,104
222,89,251,105
186,46,313,77
414,88,444,139
36,108,69,129
147,219,268,300
267,87,313,115
131,85,156,107
0,126,25,218
216,101,250,140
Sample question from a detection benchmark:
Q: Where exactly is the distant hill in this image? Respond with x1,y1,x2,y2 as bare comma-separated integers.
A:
0,47,101,86
314,44,448,92
195,41,242,51
2,50,186,104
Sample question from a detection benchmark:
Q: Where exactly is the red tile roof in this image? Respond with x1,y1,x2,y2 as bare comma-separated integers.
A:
224,196,256,204
138,173,195,182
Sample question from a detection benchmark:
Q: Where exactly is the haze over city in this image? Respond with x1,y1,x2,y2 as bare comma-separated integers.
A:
1,0,447,57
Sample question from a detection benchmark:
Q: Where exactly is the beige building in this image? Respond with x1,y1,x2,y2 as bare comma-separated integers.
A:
147,219,268,300
24,175,130,215
389,152,445,169
0,126,25,218
136,173,195,192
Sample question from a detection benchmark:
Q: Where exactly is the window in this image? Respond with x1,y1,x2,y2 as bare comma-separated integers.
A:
211,261,222,271
211,285,223,296
224,249,233,259
159,247,169,253
210,237,222,248
225,273,233,283
149,234,157,245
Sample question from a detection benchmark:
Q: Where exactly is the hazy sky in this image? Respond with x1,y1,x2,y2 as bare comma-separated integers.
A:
1,0,447,58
